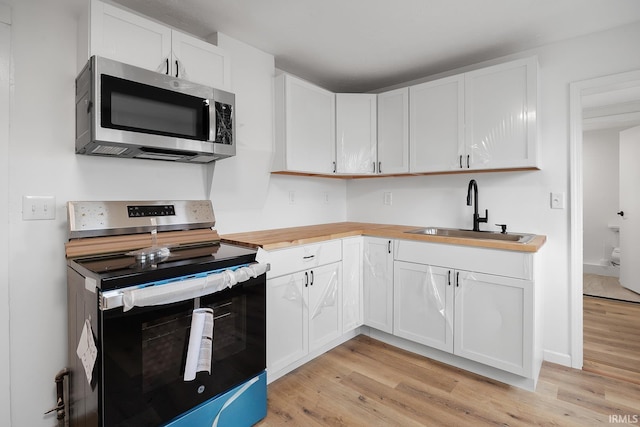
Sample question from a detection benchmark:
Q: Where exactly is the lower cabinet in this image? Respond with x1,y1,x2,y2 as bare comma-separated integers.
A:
392,243,535,378
363,237,394,333
267,262,342,374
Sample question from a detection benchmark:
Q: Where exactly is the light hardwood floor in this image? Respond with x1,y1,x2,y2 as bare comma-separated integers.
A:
258,299,640,426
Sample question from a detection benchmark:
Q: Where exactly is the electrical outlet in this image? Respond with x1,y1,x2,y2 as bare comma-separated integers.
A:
323,191,329,204
288,191,296,205
550,192,565,209
23,195,56,220
383,192,393,206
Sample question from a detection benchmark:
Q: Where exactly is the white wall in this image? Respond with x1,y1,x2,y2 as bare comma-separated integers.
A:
1,4,12,427
348,21,640,365
582,129,620,269
3,1,345,426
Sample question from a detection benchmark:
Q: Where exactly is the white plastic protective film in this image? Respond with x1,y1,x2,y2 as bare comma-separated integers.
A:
343,254,360,328
183,308,213,381
310,268,338,320
121,263,269,311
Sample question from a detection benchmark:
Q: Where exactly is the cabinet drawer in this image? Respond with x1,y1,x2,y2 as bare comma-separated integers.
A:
267,240,342,278
395,240,532,280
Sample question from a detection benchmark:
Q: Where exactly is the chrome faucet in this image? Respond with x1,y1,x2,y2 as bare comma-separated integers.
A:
466,179,488,231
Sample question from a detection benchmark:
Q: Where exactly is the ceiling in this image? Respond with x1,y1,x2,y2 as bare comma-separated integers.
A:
108,0,640,93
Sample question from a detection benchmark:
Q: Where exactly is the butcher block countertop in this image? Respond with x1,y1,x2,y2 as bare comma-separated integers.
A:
221,222,546,253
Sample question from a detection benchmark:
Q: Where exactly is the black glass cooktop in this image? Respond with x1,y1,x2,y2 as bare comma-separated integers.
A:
68,242,257,291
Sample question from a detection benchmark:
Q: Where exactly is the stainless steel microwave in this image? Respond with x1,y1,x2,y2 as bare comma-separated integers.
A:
75,56,235,163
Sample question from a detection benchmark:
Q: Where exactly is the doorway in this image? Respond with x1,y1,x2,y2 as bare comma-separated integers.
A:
569,70,640,370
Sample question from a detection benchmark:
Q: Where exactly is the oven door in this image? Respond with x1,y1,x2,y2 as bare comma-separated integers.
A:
99,274,265,427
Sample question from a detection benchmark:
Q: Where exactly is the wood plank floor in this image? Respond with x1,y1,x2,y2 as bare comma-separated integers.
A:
583,296,640,385
258,299,640,426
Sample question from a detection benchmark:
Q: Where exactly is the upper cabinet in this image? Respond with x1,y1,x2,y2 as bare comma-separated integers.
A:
80,0,230,89
464,57,538,170
273,74,336,174
377,87,409,174
336,94,377,174
410,75,464,173
410,57,538,173
271,56,538,177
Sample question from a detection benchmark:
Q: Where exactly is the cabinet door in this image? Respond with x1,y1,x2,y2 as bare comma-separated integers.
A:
308,262,342,351
336,94,377,174
363,238,394,333
342,237,363,332
377,88,409,174
454,270,533,376
267,272,308,373
464,57,537,169
409,75,464,172
171,30,230,89
276,75,336,174
90,0,171,73
393,262,454,352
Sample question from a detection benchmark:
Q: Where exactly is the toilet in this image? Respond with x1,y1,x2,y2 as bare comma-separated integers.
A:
611,247,621,266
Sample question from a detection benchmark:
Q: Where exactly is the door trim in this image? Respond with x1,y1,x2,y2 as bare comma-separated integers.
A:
569,69,640,369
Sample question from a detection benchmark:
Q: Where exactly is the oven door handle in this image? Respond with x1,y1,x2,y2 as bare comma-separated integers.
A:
100,263,269,312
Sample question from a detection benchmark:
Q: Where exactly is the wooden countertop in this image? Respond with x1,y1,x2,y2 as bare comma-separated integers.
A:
221,222,546,252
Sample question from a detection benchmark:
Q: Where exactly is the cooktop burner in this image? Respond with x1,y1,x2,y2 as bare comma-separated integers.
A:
69,242,257,291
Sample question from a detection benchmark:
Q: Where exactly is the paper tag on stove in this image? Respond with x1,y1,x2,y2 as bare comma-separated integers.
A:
76,318,98,385
84,277,97,293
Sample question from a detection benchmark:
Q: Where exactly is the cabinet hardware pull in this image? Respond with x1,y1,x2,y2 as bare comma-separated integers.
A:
447,270,451,286
175,60,179,78
466,155,470,168
388,240,391,254
332,161,336,173
165,58,169,75
459,155,462,168
456,271,460,287
310,270,314,286
617,211,624,217
303,255,315,260
373,162,376,173
305,271,309,287
378,161,382,174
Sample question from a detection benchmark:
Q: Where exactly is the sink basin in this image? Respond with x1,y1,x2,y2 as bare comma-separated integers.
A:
405,227,536,244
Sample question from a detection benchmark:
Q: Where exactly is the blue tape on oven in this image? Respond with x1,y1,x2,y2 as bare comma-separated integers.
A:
136,263,253,290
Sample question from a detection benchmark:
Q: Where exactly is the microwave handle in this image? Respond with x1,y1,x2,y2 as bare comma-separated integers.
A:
207,100,216,142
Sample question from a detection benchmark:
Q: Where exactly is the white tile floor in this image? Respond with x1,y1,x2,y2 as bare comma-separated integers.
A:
583,273,640,303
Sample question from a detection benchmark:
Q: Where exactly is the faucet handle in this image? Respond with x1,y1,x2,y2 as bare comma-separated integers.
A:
495,223,507,234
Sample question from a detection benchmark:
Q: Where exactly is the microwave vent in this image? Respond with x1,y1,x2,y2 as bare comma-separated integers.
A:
92,145,128,156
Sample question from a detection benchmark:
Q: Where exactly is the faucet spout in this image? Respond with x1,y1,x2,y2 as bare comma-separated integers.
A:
466,179,488,231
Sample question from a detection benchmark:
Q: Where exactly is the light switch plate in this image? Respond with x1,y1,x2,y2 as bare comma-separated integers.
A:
23,195,56,220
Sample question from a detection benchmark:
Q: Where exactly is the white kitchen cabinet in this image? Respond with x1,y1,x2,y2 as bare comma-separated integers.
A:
377,87,409,174
394,239,536,377
454,270,532,376
308,262,343,350
393,262,454,352
336,93,377,174
273,74,336,174
267,272,308,373
81,0,230,89
267,262,342,373
265,240,343,376
464,57,538,169
409,75,464,173
342,237,364,332
363,237,394,333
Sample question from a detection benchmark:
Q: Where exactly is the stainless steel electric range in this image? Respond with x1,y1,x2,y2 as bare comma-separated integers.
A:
63,200,267,427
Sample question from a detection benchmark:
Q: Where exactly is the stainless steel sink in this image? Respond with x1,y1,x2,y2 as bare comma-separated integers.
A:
404,227,536,244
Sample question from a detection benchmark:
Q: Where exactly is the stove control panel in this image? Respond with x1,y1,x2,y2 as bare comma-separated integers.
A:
127,204,176,218
67,200,215,239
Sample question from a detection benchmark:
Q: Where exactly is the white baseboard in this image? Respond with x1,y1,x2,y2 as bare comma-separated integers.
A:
543,349,572,367
583,262,619,278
